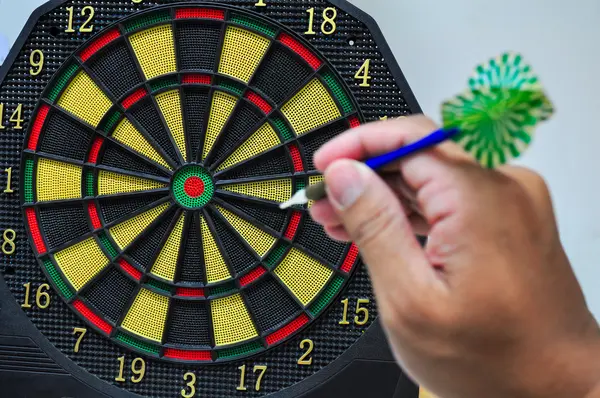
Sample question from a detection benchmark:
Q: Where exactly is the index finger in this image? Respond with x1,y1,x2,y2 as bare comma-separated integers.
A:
313,115,467,172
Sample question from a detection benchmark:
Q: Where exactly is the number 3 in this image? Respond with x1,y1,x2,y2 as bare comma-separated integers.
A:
181,372,196,398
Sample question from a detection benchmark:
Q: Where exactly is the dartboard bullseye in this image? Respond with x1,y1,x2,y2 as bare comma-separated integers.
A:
0,1,422,397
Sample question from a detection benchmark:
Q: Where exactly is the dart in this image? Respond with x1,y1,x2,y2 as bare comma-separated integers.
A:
279,126,461,209
283,52,555,209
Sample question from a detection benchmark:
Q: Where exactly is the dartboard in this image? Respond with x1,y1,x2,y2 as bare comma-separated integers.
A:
0,1,422,397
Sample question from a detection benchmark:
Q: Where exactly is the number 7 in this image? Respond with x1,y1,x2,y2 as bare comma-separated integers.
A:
254,365,267,391
73,327,87,353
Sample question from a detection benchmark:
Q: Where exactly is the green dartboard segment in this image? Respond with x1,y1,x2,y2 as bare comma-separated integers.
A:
442,52,554,168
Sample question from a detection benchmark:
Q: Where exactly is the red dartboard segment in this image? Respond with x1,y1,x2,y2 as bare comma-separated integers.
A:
79,29,121,62
118,259,142,281
348,116,361,129
278,33,322,70
284,211,302,240
27,104,49,150
176,287,205,297
245,91,273,114
239,266,266,287
175,8,225,20
288,144,304,172
25,208,47,255
266,313,310,345
87,137,104,164
73,300,113,335
341,243,359,273
121,87,148,109
87,202,102,230
182,74,211,85
164,348,212,361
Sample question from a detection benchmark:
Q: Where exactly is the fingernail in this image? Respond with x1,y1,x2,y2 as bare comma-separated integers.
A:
325,160,369,211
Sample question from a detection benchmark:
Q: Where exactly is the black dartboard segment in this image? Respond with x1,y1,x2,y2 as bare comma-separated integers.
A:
0,1,422,397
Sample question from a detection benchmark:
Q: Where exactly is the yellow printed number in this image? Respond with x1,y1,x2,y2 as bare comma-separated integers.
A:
355,59,372,87
2,228,15,255
237,364,268,392
22,282,51,309
66,6,95,33
255,0,267,6
340,298,370,326
116,356,146,383
181,372,196,398
73,327,87,353
4,167,14,193
305,7,337,35
30,50,44,76
298,339,314,366
0,104,24,130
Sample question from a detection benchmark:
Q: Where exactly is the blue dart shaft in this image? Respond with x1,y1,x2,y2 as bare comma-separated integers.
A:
364,127,460,170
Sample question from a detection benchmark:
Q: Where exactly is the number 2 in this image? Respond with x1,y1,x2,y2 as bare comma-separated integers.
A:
298,339,314,366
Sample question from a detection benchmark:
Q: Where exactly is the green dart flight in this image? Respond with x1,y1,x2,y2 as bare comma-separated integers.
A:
442,52,554,168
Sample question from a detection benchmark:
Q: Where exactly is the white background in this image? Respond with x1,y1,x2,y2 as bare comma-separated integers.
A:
1,0,599,319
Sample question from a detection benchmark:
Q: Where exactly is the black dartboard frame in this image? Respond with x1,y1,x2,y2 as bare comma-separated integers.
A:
0,1,422,397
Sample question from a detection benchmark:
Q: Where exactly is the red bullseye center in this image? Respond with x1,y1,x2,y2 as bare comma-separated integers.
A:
184,176,205,198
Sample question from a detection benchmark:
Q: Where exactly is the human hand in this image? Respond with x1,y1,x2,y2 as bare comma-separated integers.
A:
310,116,600,398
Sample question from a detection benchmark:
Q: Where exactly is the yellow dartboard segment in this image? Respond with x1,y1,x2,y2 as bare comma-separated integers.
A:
109,203,169,250
111,118,171,169
274,248,333,306
211,293,258,346
36,158,82,202
129,24,177,80
151,213,185,281
97,171,166,196
215,205,276,257
308,175,324,208
282,78,341,135
220,179,292,203
200,216,232,283
203,91,238,160
54,237,109,292
155,90,187,161
57,71,112,127
219,26,270,83
216,122,281,171
121,288,170,343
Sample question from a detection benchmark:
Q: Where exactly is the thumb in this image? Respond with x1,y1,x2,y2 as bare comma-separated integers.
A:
324,159,432,290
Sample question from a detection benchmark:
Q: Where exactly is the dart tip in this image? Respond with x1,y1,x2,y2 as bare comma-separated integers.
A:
279,189,308,210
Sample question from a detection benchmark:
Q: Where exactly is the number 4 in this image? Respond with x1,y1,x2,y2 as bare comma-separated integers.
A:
355,59,372,87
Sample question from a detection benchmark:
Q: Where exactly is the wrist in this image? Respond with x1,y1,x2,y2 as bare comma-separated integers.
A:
513,317,600,398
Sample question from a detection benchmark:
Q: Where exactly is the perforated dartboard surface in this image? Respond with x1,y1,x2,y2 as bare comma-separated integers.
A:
0,1,421,397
